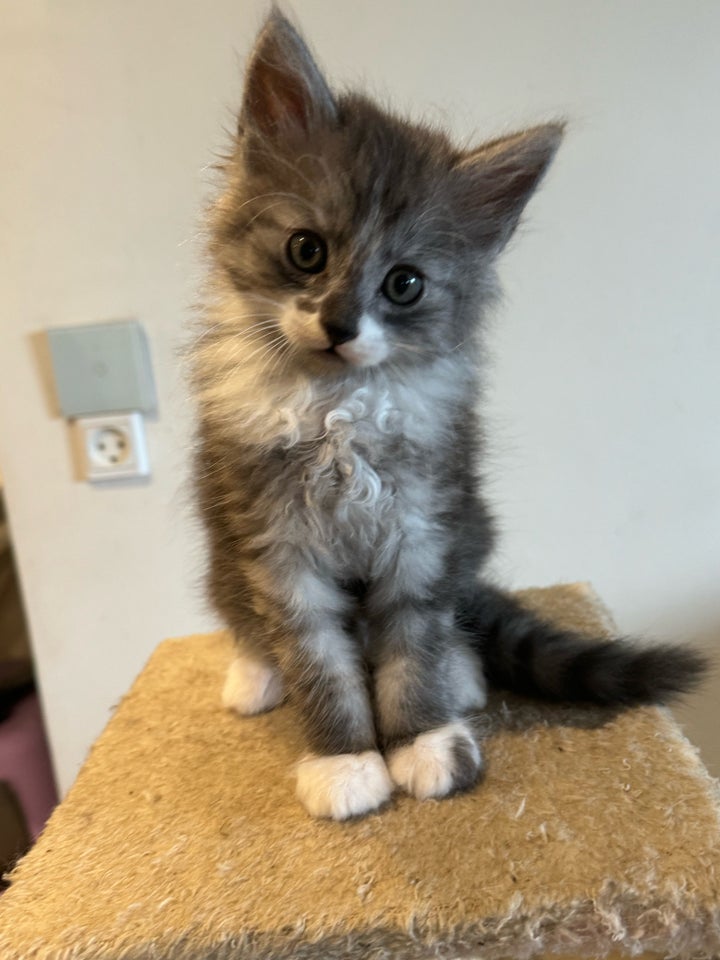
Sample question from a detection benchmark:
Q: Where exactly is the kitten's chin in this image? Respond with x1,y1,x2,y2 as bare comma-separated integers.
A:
334,344,388,368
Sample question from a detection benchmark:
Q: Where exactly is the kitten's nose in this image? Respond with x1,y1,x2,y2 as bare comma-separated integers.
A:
322,320,357,347
319,290,360,347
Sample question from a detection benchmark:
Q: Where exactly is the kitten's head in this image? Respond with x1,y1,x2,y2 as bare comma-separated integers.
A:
206,10,562,380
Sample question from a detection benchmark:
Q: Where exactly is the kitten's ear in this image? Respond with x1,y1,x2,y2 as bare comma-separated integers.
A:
240,9,337,139
454,123,564,251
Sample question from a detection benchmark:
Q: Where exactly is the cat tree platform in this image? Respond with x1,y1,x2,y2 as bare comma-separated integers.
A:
1,584,719,960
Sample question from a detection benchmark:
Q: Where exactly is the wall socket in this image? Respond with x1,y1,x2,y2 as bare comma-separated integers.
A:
75,412,150,482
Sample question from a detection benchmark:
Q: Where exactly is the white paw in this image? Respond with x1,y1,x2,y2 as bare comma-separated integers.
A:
296,751,393,820
221,654,284,715
387,722,482,800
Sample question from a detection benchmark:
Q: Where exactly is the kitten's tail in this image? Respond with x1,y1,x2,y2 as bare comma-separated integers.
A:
458,584,708,706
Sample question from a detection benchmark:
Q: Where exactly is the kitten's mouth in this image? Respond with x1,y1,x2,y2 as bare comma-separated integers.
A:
319,345,346,362
299,344,347,372
317,343,384,369
308,341,384,369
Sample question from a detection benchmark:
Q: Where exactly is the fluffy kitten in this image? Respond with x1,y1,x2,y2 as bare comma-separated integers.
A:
192,10,705,820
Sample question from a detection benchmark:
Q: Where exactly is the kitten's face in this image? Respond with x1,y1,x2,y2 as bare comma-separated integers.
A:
204,12,561,383
211,99,483,377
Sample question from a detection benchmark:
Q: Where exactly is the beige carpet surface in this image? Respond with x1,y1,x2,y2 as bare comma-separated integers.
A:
1,584,718,959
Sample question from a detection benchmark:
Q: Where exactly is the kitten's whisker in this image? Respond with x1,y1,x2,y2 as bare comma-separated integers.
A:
242,333,289,366
244,200,295,230
196,325,281,361
245,293,287,310
200,313,277,334
265,342,293,383
296,152,334,191
245,146,316,192
226,190,317,217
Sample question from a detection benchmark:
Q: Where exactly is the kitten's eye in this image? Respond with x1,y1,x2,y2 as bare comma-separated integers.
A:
382,265,423,305
287,231,327,274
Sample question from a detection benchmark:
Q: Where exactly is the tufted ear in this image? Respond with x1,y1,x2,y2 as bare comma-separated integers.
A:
454,123,564,251
239,8,337,140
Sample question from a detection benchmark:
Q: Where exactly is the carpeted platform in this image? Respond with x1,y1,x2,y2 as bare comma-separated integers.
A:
0,584,718,959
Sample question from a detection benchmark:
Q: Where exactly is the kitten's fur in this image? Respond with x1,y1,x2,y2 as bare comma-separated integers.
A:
192,10,705,819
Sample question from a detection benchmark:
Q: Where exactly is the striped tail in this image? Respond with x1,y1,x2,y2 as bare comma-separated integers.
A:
457,584,708,706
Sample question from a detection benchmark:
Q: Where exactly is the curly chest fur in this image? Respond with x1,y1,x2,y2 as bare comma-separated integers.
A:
243,376,462,575
298,390,438,562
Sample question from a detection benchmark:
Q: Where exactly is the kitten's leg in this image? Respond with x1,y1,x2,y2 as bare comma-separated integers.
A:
369,594,487,802
284,626,393,820
215,589,285,714
255,565,392,820
222,645,284,716
204,532,285,715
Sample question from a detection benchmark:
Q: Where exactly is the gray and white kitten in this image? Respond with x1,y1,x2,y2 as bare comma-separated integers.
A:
192,10,705,820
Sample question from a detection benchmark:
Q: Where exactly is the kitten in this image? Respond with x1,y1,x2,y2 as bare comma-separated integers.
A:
192,10,706,820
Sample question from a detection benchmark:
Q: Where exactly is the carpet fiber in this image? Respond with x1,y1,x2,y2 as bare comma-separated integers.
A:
1,584,718,959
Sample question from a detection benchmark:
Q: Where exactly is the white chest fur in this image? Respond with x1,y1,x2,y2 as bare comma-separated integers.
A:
229,360,471,577
239,360,466,450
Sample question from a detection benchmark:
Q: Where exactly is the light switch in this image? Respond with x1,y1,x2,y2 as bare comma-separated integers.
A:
47,320,156,418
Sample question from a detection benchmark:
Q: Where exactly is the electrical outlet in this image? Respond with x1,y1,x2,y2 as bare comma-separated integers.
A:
75,412,150,482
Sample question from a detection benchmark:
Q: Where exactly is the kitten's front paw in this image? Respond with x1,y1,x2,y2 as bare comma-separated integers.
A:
387,722,482,800
222,654,284,715
296,751,393,820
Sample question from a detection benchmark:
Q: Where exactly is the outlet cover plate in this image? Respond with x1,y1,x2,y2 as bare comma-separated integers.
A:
76,412,150,483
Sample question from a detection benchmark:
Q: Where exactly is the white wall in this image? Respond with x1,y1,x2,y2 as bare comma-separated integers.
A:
0,0,718,794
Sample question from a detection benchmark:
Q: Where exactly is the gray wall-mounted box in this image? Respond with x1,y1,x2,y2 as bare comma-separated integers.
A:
47,320,156,418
